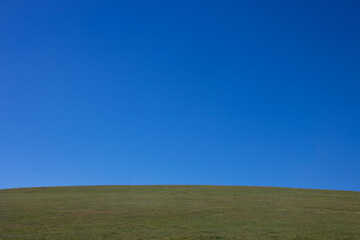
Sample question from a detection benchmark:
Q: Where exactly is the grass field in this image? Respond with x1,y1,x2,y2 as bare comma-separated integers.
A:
1,185,360,239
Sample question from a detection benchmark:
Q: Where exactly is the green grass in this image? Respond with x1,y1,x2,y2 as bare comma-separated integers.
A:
1,185,360,239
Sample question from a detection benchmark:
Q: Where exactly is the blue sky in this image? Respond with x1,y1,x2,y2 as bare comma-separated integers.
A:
1,0,359,190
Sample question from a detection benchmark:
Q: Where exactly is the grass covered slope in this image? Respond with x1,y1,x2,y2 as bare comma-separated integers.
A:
1,186,360,239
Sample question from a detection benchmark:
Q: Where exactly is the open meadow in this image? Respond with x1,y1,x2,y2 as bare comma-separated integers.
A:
1,185,360,239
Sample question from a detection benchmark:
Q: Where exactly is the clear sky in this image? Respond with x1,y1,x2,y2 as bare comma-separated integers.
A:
1,0,359,190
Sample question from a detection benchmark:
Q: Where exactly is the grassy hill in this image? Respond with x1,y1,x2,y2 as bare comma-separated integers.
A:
1,185,360,239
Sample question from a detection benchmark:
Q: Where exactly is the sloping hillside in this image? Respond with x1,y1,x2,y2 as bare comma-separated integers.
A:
1,185,359,239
